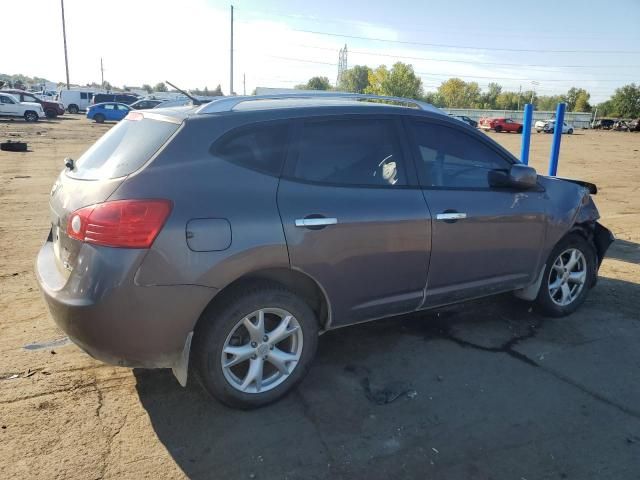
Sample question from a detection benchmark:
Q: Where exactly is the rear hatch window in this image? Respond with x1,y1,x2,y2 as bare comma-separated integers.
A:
67,117,180,180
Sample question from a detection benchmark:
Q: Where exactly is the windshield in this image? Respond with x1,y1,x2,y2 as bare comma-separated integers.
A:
67,117,180,180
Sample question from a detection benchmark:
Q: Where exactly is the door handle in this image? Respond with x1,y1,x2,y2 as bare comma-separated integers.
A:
295,217,338,228
436,212,467,222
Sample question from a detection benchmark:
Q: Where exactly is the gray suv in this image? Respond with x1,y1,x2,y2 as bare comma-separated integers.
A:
36,94,613,409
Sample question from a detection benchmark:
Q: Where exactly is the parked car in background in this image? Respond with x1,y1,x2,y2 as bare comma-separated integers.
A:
479,117,523,133
57,90,96,113
0,92,46,122
86,102,131,123
536,119,574,134
91,93,138,106
36,93,613,409
0,89,65,118
591,119,615,130
449,114,478,128
628,119,640,131
130,99,166,110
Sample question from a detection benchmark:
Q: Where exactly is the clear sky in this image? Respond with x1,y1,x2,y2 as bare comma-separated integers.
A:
4,0,640,102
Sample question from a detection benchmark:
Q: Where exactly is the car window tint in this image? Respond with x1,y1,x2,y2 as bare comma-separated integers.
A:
212,122,289,176
411,121,511,188
293,118,405,187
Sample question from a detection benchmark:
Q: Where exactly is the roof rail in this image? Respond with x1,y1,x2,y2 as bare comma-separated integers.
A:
194,92,442,115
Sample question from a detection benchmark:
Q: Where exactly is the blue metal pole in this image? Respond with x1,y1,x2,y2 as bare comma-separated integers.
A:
548,102,566,176
520,103,533,165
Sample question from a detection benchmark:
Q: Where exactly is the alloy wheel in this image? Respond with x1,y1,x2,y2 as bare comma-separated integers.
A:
221,308,303,394
548,248,587,306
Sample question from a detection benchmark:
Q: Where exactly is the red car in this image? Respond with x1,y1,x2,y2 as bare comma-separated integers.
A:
0,89,65,118
479,117,523,133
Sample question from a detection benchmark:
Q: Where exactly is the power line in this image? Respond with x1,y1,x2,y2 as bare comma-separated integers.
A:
292,43,640,70
255,53,634,83
289,28,640,54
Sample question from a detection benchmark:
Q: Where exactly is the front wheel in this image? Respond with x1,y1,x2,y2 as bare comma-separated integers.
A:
24,111,38,122
45,109,57,119
568,128,574,134
494,125,502,133
535,233,596,317
193,283,319,409
517,126,523,133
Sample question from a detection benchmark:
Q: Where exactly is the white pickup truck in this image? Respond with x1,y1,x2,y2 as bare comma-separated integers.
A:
0,92,45,122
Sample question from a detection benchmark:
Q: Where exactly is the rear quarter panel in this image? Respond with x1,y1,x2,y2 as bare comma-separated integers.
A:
112,115,290,289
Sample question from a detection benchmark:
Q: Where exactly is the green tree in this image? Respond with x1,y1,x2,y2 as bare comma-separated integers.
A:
212,84,223,96
299,76,331,90
480,82,502,109
338,65,371,93
610,83,640,117
566,87,591,111
142,84,152,94
537,95,565,111
154,82,168,92
365,62,423,99
437,78,480,108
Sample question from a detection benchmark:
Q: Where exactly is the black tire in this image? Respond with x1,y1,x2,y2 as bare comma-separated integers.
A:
193,282,319,409
68,104,79,114
494,125,502,133
535,233,596,317
93,113,105,124
568,128,574,134
517,126,523,134
45,109,57,119
24,111,38,122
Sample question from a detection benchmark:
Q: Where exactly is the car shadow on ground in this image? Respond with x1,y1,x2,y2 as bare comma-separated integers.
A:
606,239,640,265
131,280,640,480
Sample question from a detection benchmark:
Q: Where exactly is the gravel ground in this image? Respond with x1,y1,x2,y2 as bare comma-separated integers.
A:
1,117,639,479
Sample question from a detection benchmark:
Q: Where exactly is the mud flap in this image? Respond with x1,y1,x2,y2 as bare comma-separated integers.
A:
171,331,193,387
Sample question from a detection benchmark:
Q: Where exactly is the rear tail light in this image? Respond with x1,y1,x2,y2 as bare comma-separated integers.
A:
67,199,172,248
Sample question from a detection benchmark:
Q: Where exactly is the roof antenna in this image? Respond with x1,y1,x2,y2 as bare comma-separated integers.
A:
165,80,201,106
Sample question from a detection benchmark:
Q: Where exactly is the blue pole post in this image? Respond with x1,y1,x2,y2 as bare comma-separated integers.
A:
548,102,566,176
520,103,533,165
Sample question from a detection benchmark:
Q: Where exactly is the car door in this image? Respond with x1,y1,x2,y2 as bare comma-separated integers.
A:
0,94,19,116
406,117,548,307
102,103,116,120
277,115,431,327
115,104,130,120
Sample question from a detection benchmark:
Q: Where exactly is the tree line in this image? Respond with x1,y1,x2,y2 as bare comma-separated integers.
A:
295,62,640,118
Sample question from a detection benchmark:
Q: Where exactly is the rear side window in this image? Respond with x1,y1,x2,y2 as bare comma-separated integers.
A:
411,121,511,188
292,118,406,187
68,118,180,180
211,122,289,176
80,92,87,100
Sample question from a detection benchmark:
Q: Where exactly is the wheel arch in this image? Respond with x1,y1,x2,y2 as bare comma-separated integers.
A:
193,267,332,338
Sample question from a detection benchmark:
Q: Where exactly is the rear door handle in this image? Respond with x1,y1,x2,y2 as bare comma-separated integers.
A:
436,212,467,222
295,217,338,228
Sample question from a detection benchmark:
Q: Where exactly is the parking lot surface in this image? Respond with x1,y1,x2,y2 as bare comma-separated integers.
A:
1,117,639,479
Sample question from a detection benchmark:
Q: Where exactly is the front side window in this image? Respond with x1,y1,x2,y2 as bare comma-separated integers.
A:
211,122,289,176
80,92,88,100
411,121,511,189
292,118,405,187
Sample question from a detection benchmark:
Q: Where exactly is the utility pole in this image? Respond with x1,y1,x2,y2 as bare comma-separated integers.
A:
243,73,246,96
100,57,104,89
230,5,234,95
517,85,522,111
60,0,70,89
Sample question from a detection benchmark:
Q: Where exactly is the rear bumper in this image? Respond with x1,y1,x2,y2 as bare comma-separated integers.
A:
35,240,216,368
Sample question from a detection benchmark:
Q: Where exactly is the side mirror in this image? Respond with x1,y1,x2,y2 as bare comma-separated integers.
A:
489,164,537,189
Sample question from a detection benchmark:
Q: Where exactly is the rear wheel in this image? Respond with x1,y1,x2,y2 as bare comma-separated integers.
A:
494,125,502,133
535,234,596,317
68,104,79,114
24,111,38,122
93,113,105,123
568,128,574,134
45,109,57,119
194,283,319,409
